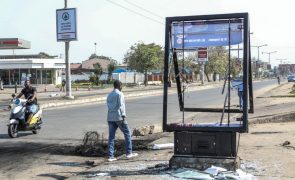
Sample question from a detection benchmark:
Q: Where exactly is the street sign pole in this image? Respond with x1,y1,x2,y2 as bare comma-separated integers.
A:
201,63,204,84
56,0,77,99
64,0,73,99
197,48,208,84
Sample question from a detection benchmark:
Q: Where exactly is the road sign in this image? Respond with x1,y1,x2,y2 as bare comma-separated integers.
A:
197,47,208,62
56,8,77,41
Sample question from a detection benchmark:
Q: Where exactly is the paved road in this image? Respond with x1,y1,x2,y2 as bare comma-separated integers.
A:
0,79,279,176
0,79,278,142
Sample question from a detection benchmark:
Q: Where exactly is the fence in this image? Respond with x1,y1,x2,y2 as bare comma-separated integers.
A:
112,72,145,84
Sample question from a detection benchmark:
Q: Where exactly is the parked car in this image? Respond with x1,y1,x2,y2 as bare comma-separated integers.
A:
287,75,295,82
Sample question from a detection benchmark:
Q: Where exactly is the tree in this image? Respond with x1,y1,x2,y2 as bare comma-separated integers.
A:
90,63,103,85
107,60,117,82
205,46,228,81
89,53,99,60
174,52,199,82
124,42,164,85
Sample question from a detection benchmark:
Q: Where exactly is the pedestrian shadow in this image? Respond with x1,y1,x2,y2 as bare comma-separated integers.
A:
78,164,169,178
251,131,284,135
48,161,96,168
37,173,71,180
38,163,169,179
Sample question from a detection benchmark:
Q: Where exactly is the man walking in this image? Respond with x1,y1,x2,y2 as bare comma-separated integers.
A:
106,80,138,162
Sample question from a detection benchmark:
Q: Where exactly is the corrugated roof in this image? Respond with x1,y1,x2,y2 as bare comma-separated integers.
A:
70,63,82,69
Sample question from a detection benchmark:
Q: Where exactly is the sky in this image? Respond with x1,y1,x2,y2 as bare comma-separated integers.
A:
0,0,294,67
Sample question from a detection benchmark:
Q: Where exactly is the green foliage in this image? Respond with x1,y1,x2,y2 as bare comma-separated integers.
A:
205,46,228,75
93,63,103,76
89,74,98,85
90,63,103,85
202,46,241,81
183,52,200,74
290,84,295,94
124,42,164,73
107,60,117,81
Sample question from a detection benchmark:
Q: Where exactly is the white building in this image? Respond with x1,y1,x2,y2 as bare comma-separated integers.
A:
0,53,65,85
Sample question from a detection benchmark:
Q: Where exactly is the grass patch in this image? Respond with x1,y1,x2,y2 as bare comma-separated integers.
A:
290,84,295,94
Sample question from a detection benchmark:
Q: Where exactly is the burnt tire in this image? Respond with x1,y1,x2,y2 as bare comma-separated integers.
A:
8,124,18,138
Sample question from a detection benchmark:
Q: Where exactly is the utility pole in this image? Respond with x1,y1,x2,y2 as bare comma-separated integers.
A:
251,44,267,78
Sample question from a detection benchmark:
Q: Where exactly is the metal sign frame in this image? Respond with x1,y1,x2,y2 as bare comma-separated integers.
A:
56,8,77,42
163,13,253,133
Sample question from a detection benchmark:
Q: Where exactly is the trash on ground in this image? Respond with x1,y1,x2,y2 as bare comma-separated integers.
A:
282,140,291,146
169,168,214,180
132,125,155,136
82,172,110,178
96,173,110,177
169,167,255,180
204,165,227,176
85,160,95,166
49,93,60,97
215,169,255,180
152,143,174,150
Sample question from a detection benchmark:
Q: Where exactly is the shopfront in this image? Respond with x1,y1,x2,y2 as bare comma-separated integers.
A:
0,56,65,85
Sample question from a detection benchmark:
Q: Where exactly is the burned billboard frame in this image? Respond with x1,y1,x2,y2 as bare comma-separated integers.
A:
163,13,253,133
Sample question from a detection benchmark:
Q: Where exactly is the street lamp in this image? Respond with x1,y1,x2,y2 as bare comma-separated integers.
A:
276,58,287,64
251,44,267,62
94,42,97,54
251,44,267,78
262,51,277,64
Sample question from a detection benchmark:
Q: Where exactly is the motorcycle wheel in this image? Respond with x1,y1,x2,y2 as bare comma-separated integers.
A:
8,124,18,138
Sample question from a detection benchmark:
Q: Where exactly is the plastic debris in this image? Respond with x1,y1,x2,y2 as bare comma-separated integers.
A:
204,165,227,176
170,168,214,179
49,93,59,97
152,143,174,150
96,173,110,177
215,169,256,180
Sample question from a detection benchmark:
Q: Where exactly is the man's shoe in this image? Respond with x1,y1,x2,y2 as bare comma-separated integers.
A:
126,153,138,159
108,157,117,162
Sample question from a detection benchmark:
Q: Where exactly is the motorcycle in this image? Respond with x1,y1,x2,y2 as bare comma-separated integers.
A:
7,95,43,138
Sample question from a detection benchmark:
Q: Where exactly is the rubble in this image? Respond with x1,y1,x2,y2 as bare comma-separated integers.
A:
132,125,155,136
74,131,167,157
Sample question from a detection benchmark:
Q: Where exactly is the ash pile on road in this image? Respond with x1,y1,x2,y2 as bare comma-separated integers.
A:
74,131,168,157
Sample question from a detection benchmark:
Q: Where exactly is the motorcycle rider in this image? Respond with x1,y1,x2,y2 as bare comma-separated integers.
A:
16,79,38,125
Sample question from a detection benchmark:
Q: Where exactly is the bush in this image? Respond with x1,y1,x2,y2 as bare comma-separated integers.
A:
290,85,295,94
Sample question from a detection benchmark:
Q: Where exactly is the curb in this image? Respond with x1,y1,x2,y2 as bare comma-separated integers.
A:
40,83,222,110
40,89,164,109
250,111,295,124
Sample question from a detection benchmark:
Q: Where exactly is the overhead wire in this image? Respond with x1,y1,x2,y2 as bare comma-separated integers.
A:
106,0,164,25
123,0,164,20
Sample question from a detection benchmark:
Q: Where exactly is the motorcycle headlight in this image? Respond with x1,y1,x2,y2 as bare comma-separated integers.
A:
15,99,21,106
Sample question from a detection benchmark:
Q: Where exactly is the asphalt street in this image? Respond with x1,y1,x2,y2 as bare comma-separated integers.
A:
0,79,278,142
